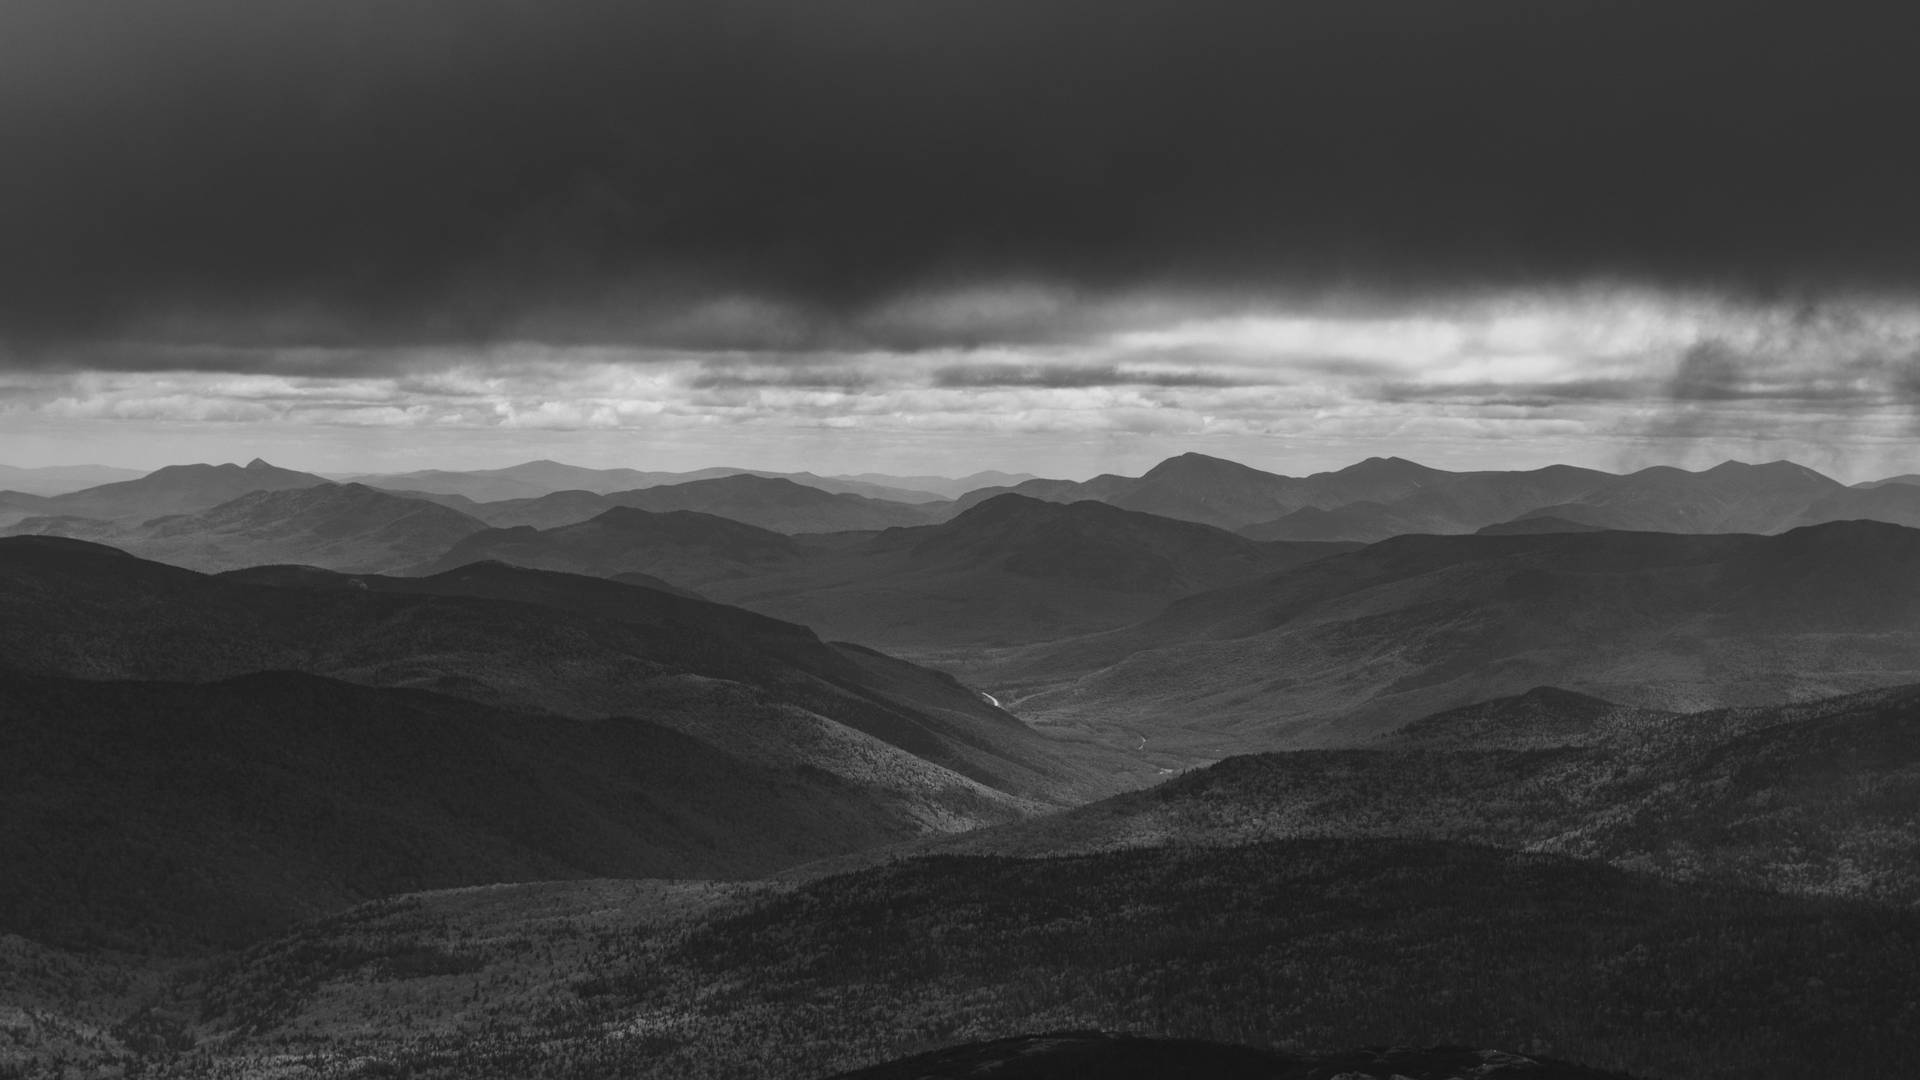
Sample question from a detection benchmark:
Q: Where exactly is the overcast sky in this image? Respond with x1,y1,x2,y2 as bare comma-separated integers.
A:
6,1,1920,480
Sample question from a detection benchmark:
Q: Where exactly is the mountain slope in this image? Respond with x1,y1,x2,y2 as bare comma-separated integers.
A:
414,505,807,583
0,671,983,951
352,460,947,503
408,494,1354,654
23,458,330,523
699,495,1359,652
1516,460,1842,533
835,470,1035,499
913,683,1920,905
990,521,1920,750
180,839,1920,1080
1103,452,1313,527
1244,464,1615,541
1786,481,1920,529
3,483,489,573
476,474,943,532
0,536,1108,803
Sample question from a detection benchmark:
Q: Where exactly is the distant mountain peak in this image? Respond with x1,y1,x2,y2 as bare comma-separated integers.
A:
244,457,274,470
1151,450,1246,470
1704,458,1836,483
1333,455,1440,480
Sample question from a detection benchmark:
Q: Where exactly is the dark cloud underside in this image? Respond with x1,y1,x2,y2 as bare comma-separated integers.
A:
5,1,1918,353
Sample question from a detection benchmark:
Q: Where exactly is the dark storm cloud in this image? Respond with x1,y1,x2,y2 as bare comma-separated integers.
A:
5,0,1920,362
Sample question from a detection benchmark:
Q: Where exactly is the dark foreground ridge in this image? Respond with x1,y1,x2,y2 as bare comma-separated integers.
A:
827,1032,1642,1079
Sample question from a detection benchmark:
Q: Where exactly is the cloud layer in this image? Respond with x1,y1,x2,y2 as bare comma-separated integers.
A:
7,1,1920,358
7,3,1920,478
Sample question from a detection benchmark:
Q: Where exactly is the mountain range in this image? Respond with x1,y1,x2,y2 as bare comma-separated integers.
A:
11,449,1920,1079
890,682,1920,906
0,458,330,528
16,452,1920,559
0,482,489,573
960,453,1919,539
469,473,947,532
0,535,1136,952
985,519,1920,753
345,460,951,503
422,494,1357,653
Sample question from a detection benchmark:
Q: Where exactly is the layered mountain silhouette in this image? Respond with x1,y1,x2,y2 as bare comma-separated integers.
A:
2,483,487,573
1856,473,1920,490
990,520,1920,748
0,458,328,527
414,505,809,583
9,536,1092,788
951,453,1920,542
830,470,1036,499
412,494,1352,652
696,495,1357,650
1506,460,1842,533
473,473,945,532
14,448,1920,1080
1783,481,1920,529
0,534,1183,955
909,683,1920,905
349,459,944,503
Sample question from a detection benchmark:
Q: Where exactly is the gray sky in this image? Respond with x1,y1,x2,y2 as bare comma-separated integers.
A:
6,2,1920,479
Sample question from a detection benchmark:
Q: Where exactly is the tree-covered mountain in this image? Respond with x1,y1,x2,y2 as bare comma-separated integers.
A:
2,483,488,573
989,520,1920,750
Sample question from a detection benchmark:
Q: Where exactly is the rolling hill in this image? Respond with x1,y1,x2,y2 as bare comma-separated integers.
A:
902,683,1920,905
986,520,1920,751
160,838,1920,1080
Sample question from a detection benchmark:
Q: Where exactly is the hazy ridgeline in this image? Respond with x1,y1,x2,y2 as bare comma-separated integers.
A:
4,453,1919,1079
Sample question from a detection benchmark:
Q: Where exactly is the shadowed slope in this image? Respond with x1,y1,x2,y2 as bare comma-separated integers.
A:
0,672,958,951
187,840,1920,1080
990,520,1920,750
0,536,1106,810
902,684,1920,905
